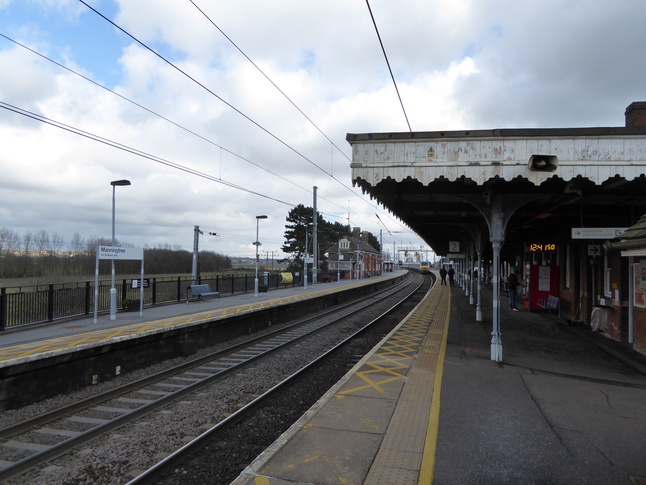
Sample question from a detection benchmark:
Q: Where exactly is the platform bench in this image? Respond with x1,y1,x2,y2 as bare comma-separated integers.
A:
186,284,220,303
537,295,560,317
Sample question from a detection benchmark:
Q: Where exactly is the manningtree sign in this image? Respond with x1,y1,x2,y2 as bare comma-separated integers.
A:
94,246,144,323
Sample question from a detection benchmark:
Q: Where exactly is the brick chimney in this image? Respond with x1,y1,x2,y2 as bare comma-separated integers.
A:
625,102,646,127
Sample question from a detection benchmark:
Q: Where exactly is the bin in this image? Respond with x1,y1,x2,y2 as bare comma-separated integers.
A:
591,306,608,332
280,272,293,284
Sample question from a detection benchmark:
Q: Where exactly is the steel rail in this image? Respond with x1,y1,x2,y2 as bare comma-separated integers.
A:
126,275,427,484
0,274,418,482
0,274,412,440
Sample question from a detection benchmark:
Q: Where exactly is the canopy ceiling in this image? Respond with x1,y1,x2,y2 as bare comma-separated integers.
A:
348,127,646,257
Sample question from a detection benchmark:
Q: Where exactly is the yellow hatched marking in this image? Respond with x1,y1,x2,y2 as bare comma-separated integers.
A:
336,372,406,396
335,289,443,398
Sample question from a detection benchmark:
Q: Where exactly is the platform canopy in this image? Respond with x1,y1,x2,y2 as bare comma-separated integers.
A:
348,127,646,257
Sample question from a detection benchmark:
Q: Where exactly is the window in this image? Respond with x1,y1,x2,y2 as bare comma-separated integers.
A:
603,253,612,298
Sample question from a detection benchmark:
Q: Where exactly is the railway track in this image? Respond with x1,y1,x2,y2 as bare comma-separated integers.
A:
0,272,425,483
130,273,431,484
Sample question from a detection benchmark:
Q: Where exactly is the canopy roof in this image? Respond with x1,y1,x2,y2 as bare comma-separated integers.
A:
348,127,646,256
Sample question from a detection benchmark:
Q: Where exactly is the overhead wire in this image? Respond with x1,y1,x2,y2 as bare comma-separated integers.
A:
77,1,412,233
188,0,351,164
0,32,361,221
3,98,413,243
0,34,309,196
365,0,412,132
186,0,415,233
76,0,407,232
0,101,296,207
0,5,417,242
78,1,339,183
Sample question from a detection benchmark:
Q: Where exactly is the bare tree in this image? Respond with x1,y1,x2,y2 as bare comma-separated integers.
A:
34,230,50,254
70,232,84,254
0,227,21,252
51,232,65,254
23,231,32,254
85,236,112,253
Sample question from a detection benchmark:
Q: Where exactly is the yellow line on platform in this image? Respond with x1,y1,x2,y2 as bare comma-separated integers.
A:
0,279,380,363
419,286,451,485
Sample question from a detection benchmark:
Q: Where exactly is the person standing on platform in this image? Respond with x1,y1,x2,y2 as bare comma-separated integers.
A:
439,266,448,285
507,269,519,311
448,265,455,286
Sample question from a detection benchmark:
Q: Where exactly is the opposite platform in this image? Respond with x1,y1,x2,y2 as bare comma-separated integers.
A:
0,272,406,369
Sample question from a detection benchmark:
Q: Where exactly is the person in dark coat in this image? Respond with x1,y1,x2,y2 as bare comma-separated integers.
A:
439,266,447,285
507,270,519,311
448,265,455,286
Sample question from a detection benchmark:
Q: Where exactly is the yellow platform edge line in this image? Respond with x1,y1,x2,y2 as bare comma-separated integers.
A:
0,277,392,363
0,298,313,361
418,286,452,485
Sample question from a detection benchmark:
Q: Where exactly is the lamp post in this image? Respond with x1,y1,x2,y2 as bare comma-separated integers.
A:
110,179,131,320
303,224,313,289
254,215,268,296
337,237,341,283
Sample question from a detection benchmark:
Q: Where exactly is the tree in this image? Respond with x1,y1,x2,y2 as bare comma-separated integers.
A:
34,230,50,254
51,232,65,254
366,232,381,253
0,227,20,252
70,232,84,254
23,231,32,254
281,204,351,273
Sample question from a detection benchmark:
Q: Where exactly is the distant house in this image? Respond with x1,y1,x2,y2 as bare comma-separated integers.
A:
324,228,381,278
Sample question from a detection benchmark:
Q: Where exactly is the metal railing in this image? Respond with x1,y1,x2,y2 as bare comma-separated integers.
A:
0,271,346,330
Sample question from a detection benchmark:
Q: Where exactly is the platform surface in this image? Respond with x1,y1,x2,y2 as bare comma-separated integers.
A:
232,279,646,485
3,273,646,484
0,272,404,367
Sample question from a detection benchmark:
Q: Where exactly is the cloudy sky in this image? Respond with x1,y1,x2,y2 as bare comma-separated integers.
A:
1,0,645,260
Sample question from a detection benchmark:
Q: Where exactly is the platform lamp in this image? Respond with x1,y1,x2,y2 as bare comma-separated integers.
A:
254,215,268,297
110,179,131,320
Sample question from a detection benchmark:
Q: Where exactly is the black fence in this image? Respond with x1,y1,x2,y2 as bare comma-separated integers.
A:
0,271,346,330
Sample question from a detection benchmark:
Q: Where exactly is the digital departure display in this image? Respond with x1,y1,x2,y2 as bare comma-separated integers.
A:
529,243,557,252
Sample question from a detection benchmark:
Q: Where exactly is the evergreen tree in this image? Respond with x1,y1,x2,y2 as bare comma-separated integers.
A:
281,204,351,273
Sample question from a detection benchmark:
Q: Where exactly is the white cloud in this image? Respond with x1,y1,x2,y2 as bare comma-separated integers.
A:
1,0,645,258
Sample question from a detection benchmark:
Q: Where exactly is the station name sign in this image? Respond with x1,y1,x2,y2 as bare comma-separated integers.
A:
98,246,144,260
571,228,626,239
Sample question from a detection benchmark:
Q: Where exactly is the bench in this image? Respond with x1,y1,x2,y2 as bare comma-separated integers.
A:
537,295,560,317
186,284,220,303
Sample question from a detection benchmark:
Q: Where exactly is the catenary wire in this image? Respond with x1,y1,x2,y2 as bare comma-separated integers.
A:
78,1,338,183
76,0,410,233
0,101,296,208
2,99,415,243
0,15,417,241
365,0,412,132
0,33,374,225
188,0,351,164
0,33,314,198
